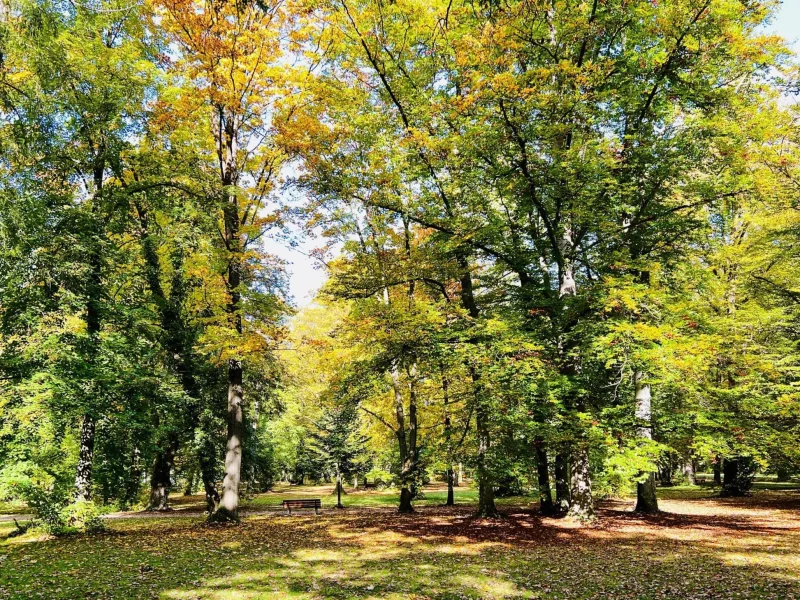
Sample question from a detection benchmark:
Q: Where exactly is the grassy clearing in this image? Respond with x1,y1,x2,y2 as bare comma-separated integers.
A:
1,486,800,600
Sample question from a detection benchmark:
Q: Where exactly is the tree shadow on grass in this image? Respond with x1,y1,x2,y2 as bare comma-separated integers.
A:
3,493,800,600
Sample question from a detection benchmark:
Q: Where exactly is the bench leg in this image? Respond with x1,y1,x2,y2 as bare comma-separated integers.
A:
315,507,319,515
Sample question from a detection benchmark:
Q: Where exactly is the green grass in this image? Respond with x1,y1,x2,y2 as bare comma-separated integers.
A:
2,486,800,600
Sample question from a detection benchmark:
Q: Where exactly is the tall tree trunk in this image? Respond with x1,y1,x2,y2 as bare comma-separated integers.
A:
683,458,696,486
634,372,658,513
457,258,498,518
555,452,570,515
457,463,463,486
336,473,344,509
214,359,243,520
473,368,498,518
75,164,104,501
441,364,455,507
210,110,245,522
713,457,722,485
148,436,179,511
567,444,594,520
74,416,96,502
446,467,455,506
125,447,142,506
535,445,555,515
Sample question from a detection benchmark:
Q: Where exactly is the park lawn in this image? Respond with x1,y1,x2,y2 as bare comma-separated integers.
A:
2,488,800,600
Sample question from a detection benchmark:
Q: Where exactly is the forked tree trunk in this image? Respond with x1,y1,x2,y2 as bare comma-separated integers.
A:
554,452,570,515
535,445,555,515
634,373,658,513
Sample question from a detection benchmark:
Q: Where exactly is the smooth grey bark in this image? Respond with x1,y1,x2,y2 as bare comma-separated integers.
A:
634,372,658,513
558,231,595,520
567,444,594,520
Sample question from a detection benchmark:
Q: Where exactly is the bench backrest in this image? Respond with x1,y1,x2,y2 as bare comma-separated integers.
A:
282,499,321,506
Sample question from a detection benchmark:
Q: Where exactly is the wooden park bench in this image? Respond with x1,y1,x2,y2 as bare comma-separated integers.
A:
282,498,321,515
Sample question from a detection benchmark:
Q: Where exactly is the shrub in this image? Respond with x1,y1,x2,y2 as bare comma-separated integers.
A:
12,482,106,535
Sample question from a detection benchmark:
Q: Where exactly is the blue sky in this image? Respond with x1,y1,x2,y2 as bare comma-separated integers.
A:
269,0,800,308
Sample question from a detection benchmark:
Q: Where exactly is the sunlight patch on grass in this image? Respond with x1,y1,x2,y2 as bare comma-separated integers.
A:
454,573,538,599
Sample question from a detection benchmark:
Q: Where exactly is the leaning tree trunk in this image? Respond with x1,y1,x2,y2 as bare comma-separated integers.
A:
535,445,555,515
634,373,658,513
